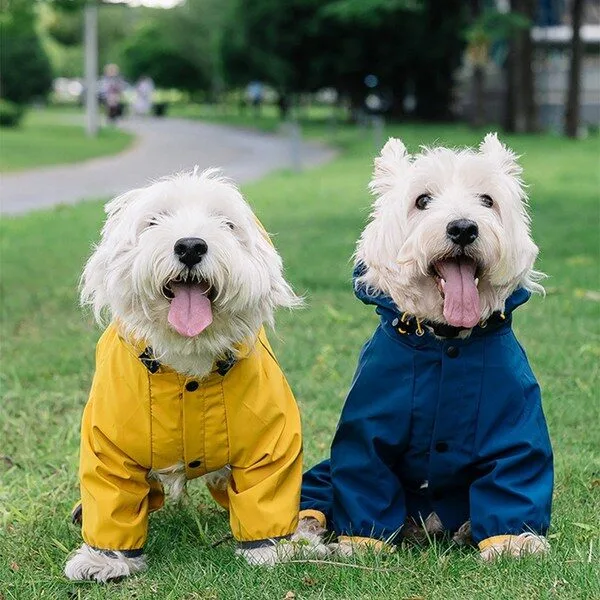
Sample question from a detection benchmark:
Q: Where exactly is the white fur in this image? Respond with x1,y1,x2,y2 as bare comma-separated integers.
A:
236,519,331,567
356,133,544,325
80,168,300,378
64,544,146,582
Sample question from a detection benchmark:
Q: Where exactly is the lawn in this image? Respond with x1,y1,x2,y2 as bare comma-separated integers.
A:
0,107,134,173
0,122,599,599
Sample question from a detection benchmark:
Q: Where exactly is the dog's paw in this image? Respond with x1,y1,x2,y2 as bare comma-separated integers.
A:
236,542,294,567
451,520,473,547
64,544,146,582
479,533,549,561
291,517,330,558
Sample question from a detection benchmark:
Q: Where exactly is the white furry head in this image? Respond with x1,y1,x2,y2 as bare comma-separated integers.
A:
356,133,544,328
81,168,299,376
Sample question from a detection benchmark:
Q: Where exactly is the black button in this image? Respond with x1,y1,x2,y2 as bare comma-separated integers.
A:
446,346,459,358
435,441,449,453
185,381,199,392
188,460,201,468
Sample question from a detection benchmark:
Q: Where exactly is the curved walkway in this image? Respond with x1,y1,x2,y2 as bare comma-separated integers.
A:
0,117,336,215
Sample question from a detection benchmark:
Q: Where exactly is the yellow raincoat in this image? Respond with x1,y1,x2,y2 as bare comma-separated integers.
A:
77,323,302,552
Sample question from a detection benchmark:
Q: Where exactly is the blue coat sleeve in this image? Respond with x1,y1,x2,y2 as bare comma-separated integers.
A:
469,336,553,544
329,328,413,541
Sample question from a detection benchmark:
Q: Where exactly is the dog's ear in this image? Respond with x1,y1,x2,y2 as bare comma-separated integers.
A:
369,137,410,196
251,223,303,312
479,133,523,178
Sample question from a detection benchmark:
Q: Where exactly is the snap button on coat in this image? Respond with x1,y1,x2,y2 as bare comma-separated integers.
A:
446,346,459,358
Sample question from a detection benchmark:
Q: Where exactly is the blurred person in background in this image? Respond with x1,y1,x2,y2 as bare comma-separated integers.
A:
101,64,126,123
134,75,155,116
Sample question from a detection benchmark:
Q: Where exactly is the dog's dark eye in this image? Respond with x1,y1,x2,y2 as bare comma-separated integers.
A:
225,221,235,230
147,218,159,227
416,194,433,210
480,194,494,208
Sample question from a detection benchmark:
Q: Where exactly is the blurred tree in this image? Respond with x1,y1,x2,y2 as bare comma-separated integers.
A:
0,1,53,104
121,0,230,96
222,0,467,120
466,3,530,127
565,0,584,138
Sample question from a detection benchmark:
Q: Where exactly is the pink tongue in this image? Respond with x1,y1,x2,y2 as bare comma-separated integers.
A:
436,258,480,328
168,282,213,337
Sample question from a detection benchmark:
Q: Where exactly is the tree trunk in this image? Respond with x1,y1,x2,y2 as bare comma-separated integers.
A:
565,0,585,138
473,65,486,127
505,0,538,133
503,38,517,131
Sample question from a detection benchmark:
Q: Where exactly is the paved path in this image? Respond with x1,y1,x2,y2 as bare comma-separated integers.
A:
0,117,336,215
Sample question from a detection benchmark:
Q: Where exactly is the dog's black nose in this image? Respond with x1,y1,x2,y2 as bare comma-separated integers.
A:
446,219,479,247
174,237,208,267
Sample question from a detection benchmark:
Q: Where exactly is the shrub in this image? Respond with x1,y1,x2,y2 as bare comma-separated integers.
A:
0,3,53,105
0,99,25,127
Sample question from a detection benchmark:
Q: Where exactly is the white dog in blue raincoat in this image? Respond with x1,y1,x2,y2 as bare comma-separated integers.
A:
297,134,553,561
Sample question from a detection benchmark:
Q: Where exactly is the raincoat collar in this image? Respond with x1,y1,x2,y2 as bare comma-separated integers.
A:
353,262,531,339
114,323,251,376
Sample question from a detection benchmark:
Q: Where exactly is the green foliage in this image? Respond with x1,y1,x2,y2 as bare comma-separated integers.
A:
43,5,83,46
121,20,209,92
0,2,53,104
121,1,231,94
466,8,531,46
222,0,467,119
321,0,422,23
0,98,25,127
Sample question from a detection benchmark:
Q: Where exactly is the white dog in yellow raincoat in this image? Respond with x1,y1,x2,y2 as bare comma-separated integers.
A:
64,169,311,582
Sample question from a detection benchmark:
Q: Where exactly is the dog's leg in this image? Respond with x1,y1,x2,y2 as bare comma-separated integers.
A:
479,533,549,561
64,544,146,582
451,520,473,546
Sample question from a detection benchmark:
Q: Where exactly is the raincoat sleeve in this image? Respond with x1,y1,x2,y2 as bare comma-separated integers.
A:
327,332,411,542
226,336,303,544
470,345,553,548
79,327,159,552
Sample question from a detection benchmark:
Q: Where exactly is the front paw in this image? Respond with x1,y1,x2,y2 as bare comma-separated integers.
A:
479,533,549,561
64,544,146,582
236,542,294,566
291,517,330,557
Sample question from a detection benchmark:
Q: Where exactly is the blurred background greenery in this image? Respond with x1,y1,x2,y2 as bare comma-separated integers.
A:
1,0,598,137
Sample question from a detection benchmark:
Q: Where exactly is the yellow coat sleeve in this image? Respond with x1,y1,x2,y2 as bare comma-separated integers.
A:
225,333,302,543
79,326,162,551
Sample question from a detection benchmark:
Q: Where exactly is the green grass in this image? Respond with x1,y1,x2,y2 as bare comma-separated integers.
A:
0,107,134,173
1,123,599,599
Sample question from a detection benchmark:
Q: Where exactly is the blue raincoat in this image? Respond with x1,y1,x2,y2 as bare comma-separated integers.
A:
301,266,553,550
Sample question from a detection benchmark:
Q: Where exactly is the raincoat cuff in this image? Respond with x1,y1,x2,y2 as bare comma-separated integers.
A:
237,535,291,550
338,536,395,553
478,535,518,551
90,546,145,558
299,509,327,529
